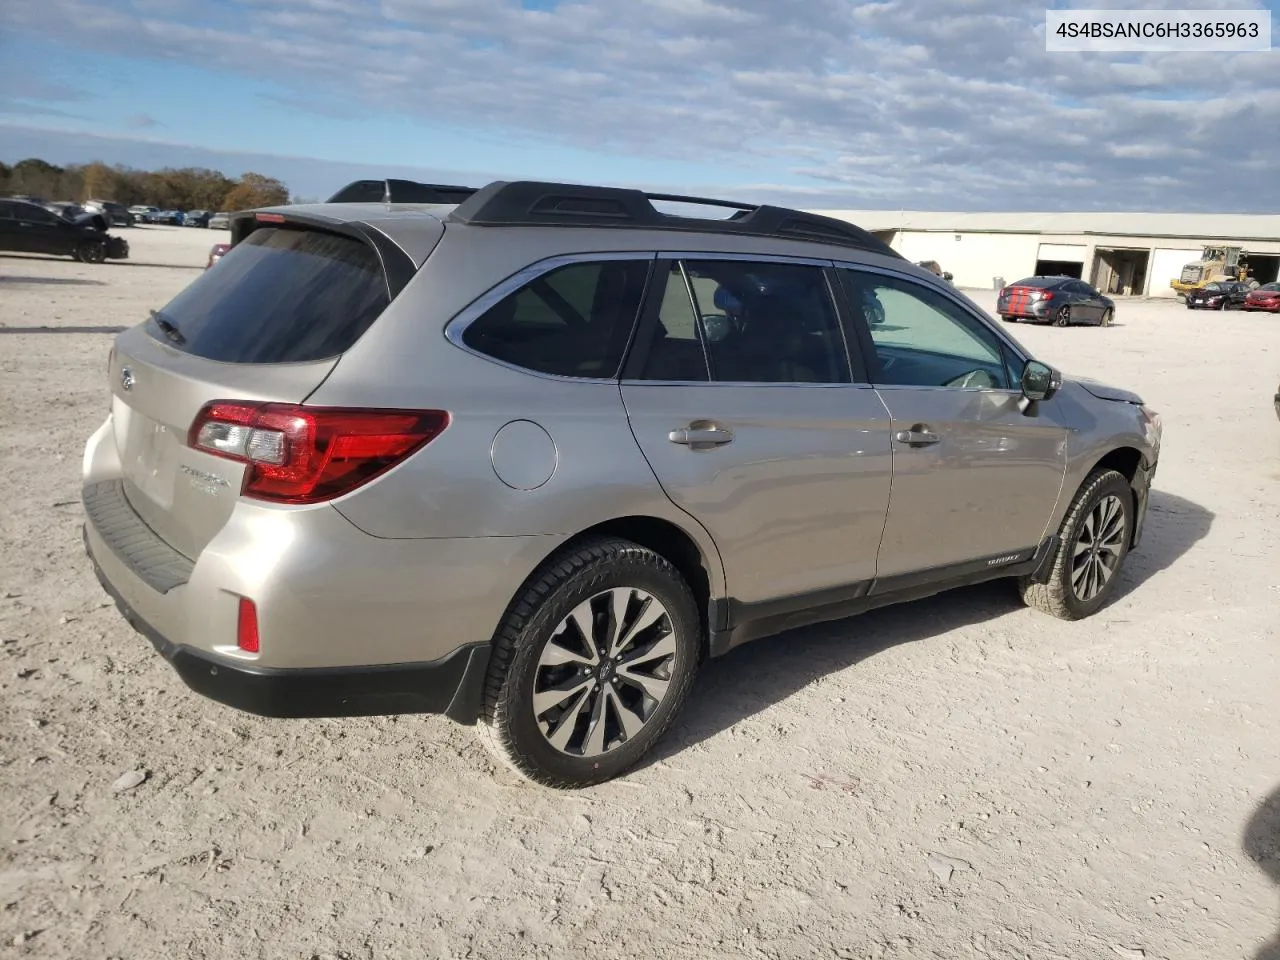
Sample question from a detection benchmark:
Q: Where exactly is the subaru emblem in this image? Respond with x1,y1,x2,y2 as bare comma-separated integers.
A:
120,366,135,392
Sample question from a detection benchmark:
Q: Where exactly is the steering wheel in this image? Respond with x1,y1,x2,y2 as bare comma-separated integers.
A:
944,369,998,389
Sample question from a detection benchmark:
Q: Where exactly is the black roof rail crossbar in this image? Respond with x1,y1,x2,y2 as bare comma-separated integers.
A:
447,181,901,258
327,179,478,204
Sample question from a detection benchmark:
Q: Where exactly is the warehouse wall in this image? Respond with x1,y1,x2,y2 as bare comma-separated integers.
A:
891,231,1041,290
1148,248,1205,298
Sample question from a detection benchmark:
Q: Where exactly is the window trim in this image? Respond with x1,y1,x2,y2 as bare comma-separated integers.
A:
834,260,1031,392
622,252,861,387
443,251,657,384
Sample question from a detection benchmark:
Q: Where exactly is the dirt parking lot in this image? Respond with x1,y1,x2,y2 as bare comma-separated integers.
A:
2,226,1279,960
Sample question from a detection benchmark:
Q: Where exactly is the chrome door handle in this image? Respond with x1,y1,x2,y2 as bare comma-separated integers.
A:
894,428,940,447
669,426,734,447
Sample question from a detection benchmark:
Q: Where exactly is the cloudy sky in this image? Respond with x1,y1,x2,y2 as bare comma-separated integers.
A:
1,0,1277,212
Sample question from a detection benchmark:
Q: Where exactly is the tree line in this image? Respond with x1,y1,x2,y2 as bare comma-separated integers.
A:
0,158,292,212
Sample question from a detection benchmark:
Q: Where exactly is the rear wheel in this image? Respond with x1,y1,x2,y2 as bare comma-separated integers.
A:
481,538,700,788
1053,305,1071,327
1020,469,1133,620
75,240,107,264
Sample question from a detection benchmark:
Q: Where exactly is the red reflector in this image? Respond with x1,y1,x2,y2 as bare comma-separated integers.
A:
188,402,449,504
237,598,260,653
255,212,286,223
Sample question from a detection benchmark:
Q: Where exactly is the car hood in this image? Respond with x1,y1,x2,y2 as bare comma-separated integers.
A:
69,211,110,232
1068,375,1143,405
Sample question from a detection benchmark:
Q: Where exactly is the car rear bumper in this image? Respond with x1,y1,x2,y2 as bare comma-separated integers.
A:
80,414,564,721
997,300,1053,319
84,524,491,720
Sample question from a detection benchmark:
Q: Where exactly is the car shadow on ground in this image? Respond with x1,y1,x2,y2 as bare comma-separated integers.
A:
0,254,202,270
0,275,105,287
1245,785,1280,960
0,325,128,335
654,488,1213,760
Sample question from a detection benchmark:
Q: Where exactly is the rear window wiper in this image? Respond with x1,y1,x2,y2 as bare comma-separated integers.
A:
149,309,186,345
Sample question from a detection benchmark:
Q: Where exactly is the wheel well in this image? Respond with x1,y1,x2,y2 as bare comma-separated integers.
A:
1093,446,1142,485
564,516,713,656
1091,446,1143,545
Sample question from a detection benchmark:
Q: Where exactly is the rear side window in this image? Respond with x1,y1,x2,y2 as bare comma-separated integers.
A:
462,259,650,378
148,227,389,363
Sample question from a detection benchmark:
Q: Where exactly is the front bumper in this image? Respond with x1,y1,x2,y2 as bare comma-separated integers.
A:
1131,456,1157,549
84,524,491,721
1243,302,1280,312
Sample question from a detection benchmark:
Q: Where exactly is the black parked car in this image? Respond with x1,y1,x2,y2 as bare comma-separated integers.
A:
0,198,129,263
184,210,213,228
1186,280,1250,310
997,276,1115,327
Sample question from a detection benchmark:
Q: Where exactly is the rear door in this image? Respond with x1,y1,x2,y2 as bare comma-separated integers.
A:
839,266,1068,580
621,257,893,606
107,223,403,559
1067,280,1103,322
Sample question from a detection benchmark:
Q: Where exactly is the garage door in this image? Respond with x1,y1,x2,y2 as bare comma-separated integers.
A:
1037,243,1086,262
1150,248,1203,298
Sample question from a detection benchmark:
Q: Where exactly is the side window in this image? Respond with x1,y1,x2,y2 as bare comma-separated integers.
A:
462,259,650,379
638,263,710,382
0,202,13,220
678,260,851,384
843,270,1013,390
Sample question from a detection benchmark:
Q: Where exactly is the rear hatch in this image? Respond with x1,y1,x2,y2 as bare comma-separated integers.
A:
107,222,401,560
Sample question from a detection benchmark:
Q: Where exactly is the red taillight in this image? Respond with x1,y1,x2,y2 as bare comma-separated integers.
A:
237,597,260,653
1041,291,1055,301
999,287,1009,298
188,402,449,504
255,212,286,223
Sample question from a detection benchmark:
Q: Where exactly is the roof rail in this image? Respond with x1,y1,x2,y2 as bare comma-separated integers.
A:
327,179,478,205
447,181,902,258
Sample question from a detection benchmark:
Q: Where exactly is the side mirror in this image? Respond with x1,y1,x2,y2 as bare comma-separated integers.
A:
1020,360,1062,402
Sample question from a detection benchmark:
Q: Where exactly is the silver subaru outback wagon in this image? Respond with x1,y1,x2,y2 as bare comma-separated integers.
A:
83,178,1162,787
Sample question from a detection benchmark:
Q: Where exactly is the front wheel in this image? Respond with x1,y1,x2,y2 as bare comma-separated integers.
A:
1053,305,1071,327
1100,308,1114,327
1019,469,1133,620
481,538,701,788
75,240,107,264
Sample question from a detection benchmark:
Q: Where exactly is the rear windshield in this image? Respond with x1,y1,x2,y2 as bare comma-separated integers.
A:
147,226,389,363
1011,277,1060,288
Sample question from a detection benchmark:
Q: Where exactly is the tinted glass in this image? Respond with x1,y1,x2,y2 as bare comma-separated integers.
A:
638,263,710,381
1203,282,1224,291
148,226,390,363
843,270,1012,389
1012,277,1060,288
1261,282,1280,292
463,259,649,378
678,260,850,384
19,205,57,224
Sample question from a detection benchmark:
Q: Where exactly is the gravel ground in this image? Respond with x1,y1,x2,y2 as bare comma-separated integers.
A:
2,226,1279,960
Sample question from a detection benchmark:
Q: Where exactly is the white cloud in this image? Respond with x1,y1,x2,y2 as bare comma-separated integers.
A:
2,0,1278,210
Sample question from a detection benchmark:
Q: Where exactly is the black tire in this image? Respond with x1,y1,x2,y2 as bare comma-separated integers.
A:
75,240,107,264
1052,305,1071,327
481,537,701,788
1100,308,1114,327
1019,469,1134,621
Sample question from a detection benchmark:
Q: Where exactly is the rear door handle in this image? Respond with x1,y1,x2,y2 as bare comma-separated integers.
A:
669,425,734,447
894,427,940,447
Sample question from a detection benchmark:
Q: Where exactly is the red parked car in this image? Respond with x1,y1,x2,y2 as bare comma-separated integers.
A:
205,242,230,269
1242,282,1280,313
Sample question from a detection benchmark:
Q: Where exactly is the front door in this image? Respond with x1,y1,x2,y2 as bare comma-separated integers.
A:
839,267,1069,581
621,258,893,606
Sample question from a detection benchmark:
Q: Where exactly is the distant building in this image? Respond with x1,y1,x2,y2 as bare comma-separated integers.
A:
815,210,1280,297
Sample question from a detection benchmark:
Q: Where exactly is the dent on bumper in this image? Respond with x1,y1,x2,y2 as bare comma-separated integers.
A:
84,525,491,722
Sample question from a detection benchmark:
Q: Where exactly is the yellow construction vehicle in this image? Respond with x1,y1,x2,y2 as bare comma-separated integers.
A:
1171,246,1249,296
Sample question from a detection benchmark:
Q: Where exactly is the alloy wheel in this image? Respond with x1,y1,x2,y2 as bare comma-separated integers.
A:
1071,494,1126,602
532,587,677,758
